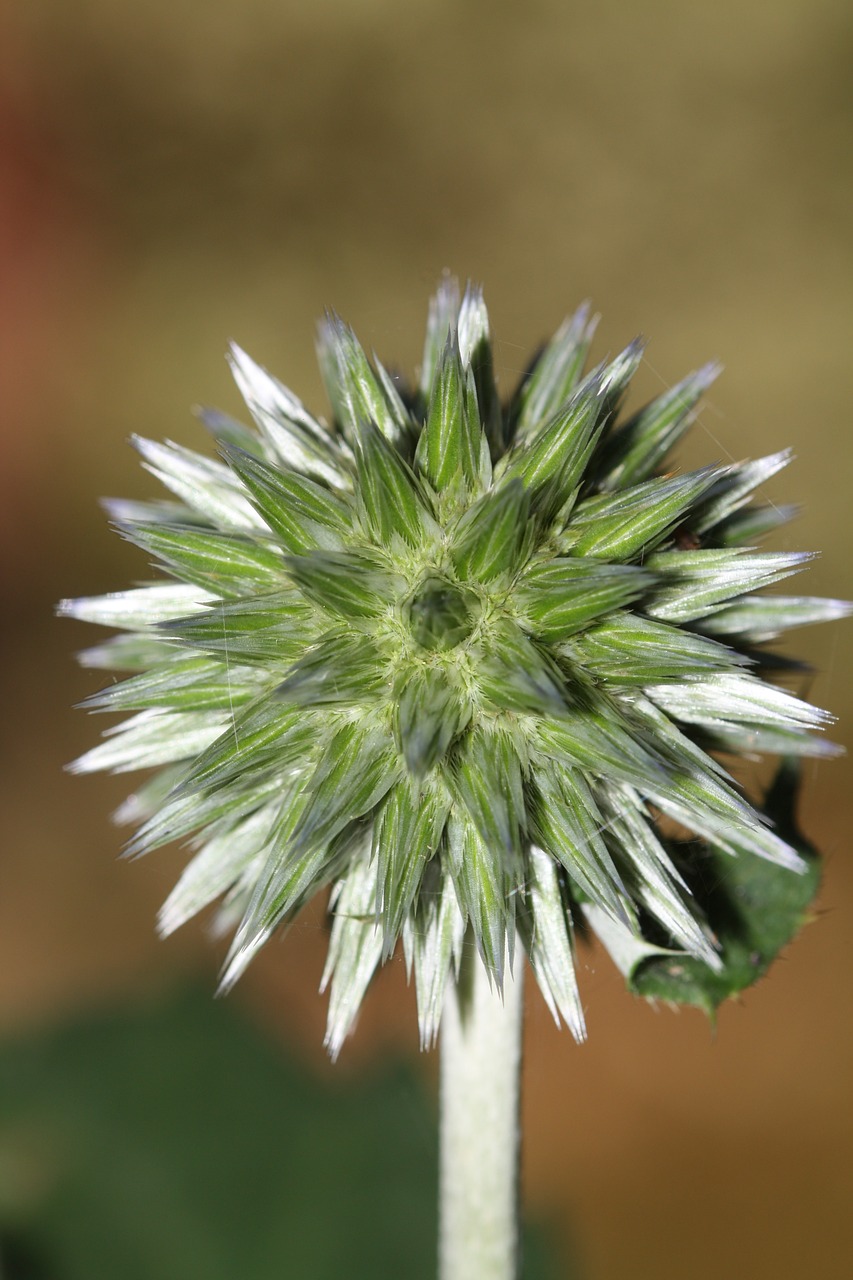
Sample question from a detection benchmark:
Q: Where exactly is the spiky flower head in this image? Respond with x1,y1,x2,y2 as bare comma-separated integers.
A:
62,278,847,1056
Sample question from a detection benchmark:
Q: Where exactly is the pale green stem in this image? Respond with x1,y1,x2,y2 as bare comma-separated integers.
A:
439,946,524,1280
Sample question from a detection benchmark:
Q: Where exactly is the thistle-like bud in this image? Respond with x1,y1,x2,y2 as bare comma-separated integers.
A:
61,279,848,1057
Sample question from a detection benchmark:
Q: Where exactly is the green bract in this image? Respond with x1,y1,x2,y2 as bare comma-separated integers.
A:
62,279,848,1056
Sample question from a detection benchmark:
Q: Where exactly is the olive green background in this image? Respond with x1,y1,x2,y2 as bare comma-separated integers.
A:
1,2,851,1276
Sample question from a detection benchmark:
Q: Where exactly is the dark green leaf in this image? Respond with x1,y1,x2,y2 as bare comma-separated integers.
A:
631,759,821,1013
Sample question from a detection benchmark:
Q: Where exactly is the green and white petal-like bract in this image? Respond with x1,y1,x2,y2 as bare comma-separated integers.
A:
62,279,847,1056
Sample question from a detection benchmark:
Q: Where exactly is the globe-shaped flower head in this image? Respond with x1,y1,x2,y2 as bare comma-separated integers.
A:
63,279,846,1056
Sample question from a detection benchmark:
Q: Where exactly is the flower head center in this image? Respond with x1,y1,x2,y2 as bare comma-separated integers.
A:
406,575,478,652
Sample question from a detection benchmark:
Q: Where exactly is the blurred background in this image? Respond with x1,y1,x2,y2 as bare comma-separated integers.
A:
1,0,851,1275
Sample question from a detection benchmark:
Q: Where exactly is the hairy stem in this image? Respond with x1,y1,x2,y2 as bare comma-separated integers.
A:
439,946,524,1280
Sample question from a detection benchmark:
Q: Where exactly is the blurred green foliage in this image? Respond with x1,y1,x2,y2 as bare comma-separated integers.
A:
0,989,561,1279
632,760,822,1011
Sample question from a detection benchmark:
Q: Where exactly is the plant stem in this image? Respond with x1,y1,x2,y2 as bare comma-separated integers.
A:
439,945,524,1280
